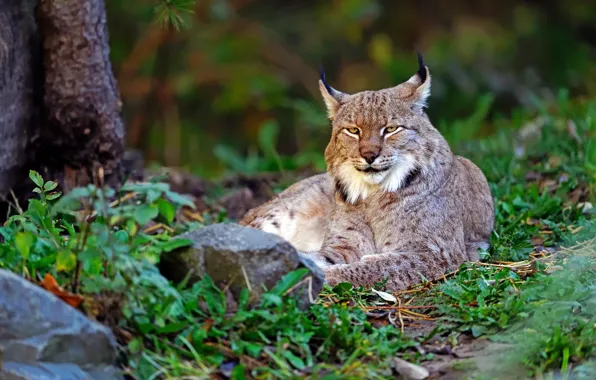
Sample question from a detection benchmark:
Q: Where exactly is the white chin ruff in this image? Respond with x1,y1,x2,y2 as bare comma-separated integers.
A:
337,155,416,203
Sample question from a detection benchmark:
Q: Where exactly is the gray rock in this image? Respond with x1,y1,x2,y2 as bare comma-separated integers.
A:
158,223,324,309
296,253,325,280
0,362,121,380
0,270,122,380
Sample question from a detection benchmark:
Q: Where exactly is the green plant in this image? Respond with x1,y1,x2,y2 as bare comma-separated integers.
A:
214,119,326,175
1,91,595,379
0,173,197,323
132,273,419,379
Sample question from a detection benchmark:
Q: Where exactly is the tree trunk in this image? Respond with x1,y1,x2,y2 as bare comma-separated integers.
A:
0,0,125,212
0,0,41,198
34,0,125,190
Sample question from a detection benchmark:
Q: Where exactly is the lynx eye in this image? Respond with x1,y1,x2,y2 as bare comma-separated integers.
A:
383,125,404,135
345,127,360,135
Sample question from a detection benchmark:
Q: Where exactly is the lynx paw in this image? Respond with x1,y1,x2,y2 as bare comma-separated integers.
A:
319,248,348,265
323,264,350,287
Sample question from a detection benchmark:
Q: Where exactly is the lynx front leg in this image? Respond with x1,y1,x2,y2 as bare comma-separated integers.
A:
324,248,467,291
318,204,376,265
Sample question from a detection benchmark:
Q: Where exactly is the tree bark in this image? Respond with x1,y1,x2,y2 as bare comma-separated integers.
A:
0,0,42,198
34,0,125,190
0,0,125,214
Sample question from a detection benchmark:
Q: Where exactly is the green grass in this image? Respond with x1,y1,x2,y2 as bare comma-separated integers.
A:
0,91,594,379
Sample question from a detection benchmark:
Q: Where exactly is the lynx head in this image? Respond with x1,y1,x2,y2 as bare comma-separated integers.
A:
319,53,451,203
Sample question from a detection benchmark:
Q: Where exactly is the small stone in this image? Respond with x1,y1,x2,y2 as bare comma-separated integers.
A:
159,223,324,309
393,357,430,379
219,361,238,378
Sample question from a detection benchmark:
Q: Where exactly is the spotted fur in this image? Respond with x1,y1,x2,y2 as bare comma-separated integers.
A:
240,56,495,291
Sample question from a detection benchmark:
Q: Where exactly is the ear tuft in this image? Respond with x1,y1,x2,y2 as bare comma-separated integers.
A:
391,52,431,114
318,68,347,120
410,52,431,114
320,67,334,96
416,51,427,83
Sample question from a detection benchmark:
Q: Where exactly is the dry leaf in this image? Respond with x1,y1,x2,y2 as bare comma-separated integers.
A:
567,187,588,204
531,235,545,246
393,357,429,379
568,226,584,234
538,179,558,192
547,156,561,169
578,202,593,214
40,273,84,308
59,294,85,308
524,217,542,226
371,288,397,303
41,273,60,292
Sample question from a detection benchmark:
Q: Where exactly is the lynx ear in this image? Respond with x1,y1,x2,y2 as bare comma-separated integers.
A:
391,52,431,115
319,68,348,120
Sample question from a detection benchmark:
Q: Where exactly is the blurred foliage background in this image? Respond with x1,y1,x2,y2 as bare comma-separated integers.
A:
106,0,596,179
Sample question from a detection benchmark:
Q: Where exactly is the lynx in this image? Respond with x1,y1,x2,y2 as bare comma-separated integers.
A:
240,54,495,291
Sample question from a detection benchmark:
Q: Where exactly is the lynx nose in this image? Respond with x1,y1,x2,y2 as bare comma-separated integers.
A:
361,151,379,164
